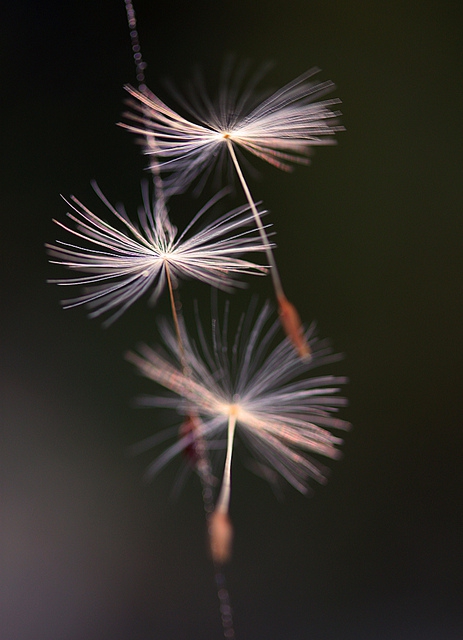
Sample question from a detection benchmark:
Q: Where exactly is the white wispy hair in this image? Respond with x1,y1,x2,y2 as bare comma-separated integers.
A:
127,299,350,496
46,183,269,325
121,65,343,196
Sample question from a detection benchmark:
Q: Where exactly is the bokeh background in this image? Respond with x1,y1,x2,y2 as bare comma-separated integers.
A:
2,1,462,638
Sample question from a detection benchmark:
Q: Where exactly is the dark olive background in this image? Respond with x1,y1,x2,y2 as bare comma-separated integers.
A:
1,1,462,638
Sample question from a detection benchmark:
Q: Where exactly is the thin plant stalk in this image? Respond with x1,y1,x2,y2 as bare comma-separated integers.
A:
165,261,186,369
226,140,283,298
226,140,311,360
123,3,236,635
208,413,236,564
215,412,237,516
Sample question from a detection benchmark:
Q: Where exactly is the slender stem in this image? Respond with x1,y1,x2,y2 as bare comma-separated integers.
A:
226,139,284,299
124,0,148,90
125,0,168,217
215,569,235,638
165,261,187,370
227,139,311,361
125,4,236,637
216,412,237,515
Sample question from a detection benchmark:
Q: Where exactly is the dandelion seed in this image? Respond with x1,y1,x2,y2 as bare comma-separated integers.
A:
46,182,270,325
121,64,343,356
127,299,350,559
121,65,343,196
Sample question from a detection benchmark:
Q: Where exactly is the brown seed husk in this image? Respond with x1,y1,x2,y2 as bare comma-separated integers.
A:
278,294,312,361
209,511,233,564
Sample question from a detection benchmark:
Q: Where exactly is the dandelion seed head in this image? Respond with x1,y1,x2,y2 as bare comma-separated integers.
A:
46,183,270,324
128,300,350,494
121,65,343,196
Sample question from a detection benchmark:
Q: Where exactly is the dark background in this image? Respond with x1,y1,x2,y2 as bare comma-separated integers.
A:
1,1,462,638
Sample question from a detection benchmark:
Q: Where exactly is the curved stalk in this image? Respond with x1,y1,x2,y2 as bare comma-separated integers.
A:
227,140,311,360
215,412,237,515
226,139,284,298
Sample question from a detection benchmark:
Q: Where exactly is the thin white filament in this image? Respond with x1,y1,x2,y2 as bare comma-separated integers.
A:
226,139,284,299
215,412,237,515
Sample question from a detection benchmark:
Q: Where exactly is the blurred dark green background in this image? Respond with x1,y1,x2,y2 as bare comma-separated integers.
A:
1,1,462,638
